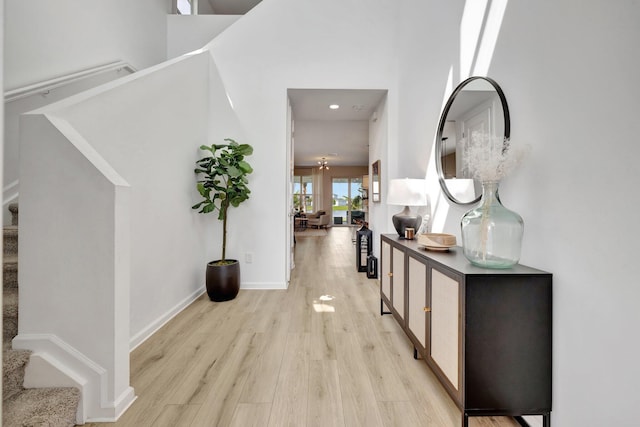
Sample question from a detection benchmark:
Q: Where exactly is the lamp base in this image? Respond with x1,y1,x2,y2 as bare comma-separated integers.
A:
392,206,422,238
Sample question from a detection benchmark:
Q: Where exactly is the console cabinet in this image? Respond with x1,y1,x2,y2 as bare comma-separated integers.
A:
380,234,552,427
380,239,406,326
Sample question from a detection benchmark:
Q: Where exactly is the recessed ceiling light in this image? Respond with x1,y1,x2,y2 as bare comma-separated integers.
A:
329,104,340,110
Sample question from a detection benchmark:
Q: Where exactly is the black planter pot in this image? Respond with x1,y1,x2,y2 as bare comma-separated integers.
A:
205,260,240,302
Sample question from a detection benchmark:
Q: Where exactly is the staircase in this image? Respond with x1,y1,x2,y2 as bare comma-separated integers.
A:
3,204,81,426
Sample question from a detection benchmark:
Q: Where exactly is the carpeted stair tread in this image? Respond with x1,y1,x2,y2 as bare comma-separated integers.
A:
3,346,31,401
4,287,19,342
3,255,19,289
3,387,80,427
4,225,18,255
3,253,18,265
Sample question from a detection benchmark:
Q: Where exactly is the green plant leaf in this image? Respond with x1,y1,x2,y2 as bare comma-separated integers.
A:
227,165,241,177
197,183,207,197
237,161,253,174
236,144,253,156
194,139,254,257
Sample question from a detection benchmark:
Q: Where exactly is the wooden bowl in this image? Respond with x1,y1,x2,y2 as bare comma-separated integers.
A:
417,233,457,251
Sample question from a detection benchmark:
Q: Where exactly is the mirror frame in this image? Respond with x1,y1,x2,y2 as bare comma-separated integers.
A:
435,76,510,205
371,160,381,202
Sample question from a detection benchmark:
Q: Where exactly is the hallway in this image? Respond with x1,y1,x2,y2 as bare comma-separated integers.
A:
88,227,519,427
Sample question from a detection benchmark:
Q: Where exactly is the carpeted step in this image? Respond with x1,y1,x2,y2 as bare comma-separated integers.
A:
4,225,18,255
4,288,19,343
3,387,80,427
9,203,19,226
3,344,31,401
3,254,18,289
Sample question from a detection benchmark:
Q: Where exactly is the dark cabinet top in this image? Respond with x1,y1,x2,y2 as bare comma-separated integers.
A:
381,234,551,278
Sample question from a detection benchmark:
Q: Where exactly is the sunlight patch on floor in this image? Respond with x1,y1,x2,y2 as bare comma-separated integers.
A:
313,294,336,312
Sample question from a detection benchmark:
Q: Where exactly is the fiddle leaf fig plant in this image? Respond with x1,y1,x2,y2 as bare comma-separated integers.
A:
192,138,254,263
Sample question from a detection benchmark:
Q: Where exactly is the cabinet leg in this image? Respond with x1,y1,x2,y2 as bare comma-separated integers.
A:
462,413,469,427
413,347,418,359
380,299,391,315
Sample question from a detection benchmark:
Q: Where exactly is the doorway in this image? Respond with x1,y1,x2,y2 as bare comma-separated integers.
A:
286,88,388,275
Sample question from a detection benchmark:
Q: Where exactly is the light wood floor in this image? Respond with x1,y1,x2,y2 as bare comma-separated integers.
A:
87,227,519,427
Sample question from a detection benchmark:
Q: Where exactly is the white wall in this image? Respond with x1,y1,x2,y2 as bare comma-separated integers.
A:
395,1,640,425
167,15,240,59
204,0,400,288
50,53,218,345
4,0,170,225
17,112,133,421
3,65,135,223
3,0,170,90
368,93,389,260
15,51,229,420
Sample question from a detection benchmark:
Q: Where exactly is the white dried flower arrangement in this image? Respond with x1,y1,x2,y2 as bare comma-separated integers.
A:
461,131,529,182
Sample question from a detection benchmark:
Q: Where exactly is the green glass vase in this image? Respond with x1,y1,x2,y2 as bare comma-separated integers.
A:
460,181,523,268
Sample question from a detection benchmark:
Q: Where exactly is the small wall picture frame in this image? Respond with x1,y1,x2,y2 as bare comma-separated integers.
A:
372,160,381,203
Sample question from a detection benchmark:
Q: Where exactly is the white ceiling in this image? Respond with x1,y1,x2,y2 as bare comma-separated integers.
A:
288,89,387,167
207,0,263,15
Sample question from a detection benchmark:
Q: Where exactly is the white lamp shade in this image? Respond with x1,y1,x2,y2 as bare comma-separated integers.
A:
387,178,428,206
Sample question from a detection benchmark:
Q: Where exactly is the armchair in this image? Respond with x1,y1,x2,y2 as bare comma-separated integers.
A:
308,213,330,229
305,210,325,220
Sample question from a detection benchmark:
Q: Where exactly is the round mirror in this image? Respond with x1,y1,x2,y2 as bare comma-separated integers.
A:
435,76,510,205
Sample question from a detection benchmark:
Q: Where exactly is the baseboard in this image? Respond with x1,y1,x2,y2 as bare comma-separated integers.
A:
87,388,136,423
241,282,288,290
12,333,136,423
129,287,206,351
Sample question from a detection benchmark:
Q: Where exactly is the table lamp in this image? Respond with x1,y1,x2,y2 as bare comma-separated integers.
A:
387,178,428,238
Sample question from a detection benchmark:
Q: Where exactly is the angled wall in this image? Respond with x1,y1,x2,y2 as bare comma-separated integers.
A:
46,52,218,347
16,112,133,421
167,15,240,59
14,51,233,421
204,0,401,289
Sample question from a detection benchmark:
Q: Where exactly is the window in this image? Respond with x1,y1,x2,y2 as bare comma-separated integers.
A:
332,177,363,225
177,0,193,14
293,175,313,213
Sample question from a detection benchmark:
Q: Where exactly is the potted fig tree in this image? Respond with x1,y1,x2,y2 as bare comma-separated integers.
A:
192,138,254,301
